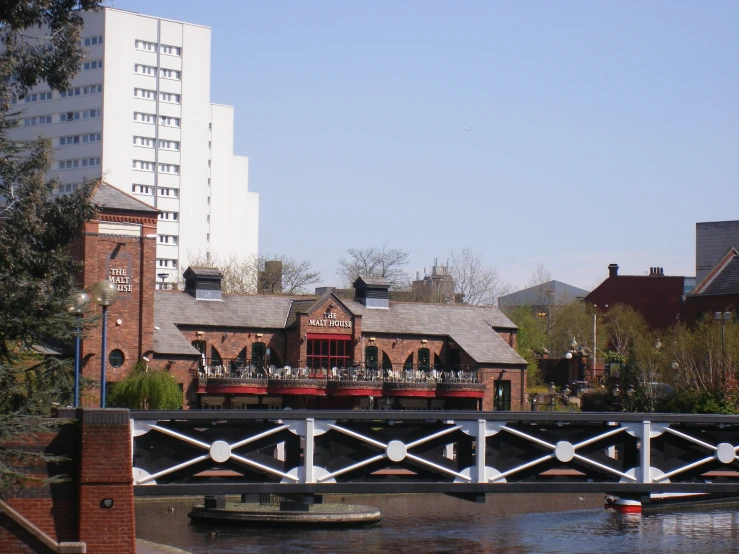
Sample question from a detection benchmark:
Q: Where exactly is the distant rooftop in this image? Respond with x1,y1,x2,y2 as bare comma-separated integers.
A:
498,280,590,308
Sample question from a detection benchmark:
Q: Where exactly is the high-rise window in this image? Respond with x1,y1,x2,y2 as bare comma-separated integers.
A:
134,64,157,76
159,92,180,103
133,136,155,148
83,36,103,46
160,68,181,80
158,139,179,151
134,88,156,100
132,160,155,172
135,40,157,52
160,44,181,56
82,60,103,71
134,112,156,124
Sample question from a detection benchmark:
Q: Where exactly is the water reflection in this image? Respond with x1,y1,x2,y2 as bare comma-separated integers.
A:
135,494,739,554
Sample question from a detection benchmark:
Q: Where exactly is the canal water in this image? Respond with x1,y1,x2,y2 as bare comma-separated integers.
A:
135,493,739,553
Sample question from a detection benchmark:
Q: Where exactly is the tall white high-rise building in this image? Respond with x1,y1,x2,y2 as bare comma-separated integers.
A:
8,7,259,289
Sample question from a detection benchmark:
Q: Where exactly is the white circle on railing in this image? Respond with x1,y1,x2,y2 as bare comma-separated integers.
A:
386,440,407,462
715,442,736,464
210,440,231,463
554,441,575,463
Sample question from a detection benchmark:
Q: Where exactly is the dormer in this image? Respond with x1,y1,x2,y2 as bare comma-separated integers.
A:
353,276,390,309
183,266,223,301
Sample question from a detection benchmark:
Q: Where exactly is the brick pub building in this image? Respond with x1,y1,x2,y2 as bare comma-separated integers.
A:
77,184,528,411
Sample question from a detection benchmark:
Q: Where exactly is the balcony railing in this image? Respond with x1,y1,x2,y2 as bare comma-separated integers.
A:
194,358,480,384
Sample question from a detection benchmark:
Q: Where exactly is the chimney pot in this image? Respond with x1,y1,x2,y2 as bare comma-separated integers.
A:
608,263,619,278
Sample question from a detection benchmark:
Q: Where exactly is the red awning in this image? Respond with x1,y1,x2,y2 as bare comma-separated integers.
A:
306,333,352,341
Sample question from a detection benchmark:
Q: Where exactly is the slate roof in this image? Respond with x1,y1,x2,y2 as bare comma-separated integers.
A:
184,267,223,277
354,277,390,287
153,293,294,355
498,280,590,308
153,291,527,366
700,256,739,296
341,299,525,365
93,183,158,213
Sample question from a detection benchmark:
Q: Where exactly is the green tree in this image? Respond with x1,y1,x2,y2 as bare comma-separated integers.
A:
661,316,739,412
108,361,183,410
0,0,101,493
549,301,604,360
506,306,548,386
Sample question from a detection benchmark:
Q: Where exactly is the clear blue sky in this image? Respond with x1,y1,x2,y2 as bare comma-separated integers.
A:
114,0,738,292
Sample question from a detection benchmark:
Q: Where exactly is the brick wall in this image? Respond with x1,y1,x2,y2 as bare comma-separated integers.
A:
76,216,157,407
0,409,136,554
479,367,527,411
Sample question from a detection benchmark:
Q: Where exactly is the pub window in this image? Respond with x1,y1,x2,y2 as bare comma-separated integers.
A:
365,346,378,371
236,347,247,366
434,353,443,370
192,340,206,355
418,348,430,371
269,349,282,368
109,349,124,368
307,336,352,370
211,346,223,368
494,380,511,411
252,342,266,370
382,352,392,370
404,353,414,370
448,349,460,371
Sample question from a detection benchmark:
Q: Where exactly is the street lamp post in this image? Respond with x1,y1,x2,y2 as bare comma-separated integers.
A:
66,291,90,407
715,311,732,387
91,280,119,408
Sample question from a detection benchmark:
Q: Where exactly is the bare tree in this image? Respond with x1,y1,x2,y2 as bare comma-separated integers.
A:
337,244,410,288
603,304,649,357
528,264,553,288
184,252,320,295
447,248,511,306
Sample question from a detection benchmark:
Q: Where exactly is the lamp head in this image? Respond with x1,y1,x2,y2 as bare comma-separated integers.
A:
66,291,90,314
91,279,119,307
565,352,573,360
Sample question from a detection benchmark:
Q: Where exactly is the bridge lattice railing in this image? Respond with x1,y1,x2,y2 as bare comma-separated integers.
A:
131,411,739,495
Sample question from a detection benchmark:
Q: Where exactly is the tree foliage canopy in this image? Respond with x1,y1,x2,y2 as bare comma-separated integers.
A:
0,0,102,493
108,361,183,410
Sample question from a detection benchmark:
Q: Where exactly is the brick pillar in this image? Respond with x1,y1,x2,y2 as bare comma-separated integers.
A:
77,409,135,554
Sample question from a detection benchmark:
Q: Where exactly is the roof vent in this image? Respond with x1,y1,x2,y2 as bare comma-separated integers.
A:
183,266,223,301
353,276,390,309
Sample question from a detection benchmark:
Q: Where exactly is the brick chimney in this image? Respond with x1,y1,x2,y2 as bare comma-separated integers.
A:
608,263,619,278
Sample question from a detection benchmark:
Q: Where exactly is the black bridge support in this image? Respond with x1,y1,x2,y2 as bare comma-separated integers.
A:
131,410,739,497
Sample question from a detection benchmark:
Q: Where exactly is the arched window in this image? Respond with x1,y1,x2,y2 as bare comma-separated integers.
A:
434,353,443,370
270,348,282,368
211,346,223,368
404,353,414,370
252,342,266,370
192,340,206,370
365,346,378,371
418,348,430,371
192,340,206,355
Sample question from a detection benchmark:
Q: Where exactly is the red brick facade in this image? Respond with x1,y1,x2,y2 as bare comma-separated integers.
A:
72,208,158,406
0,409,136,554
